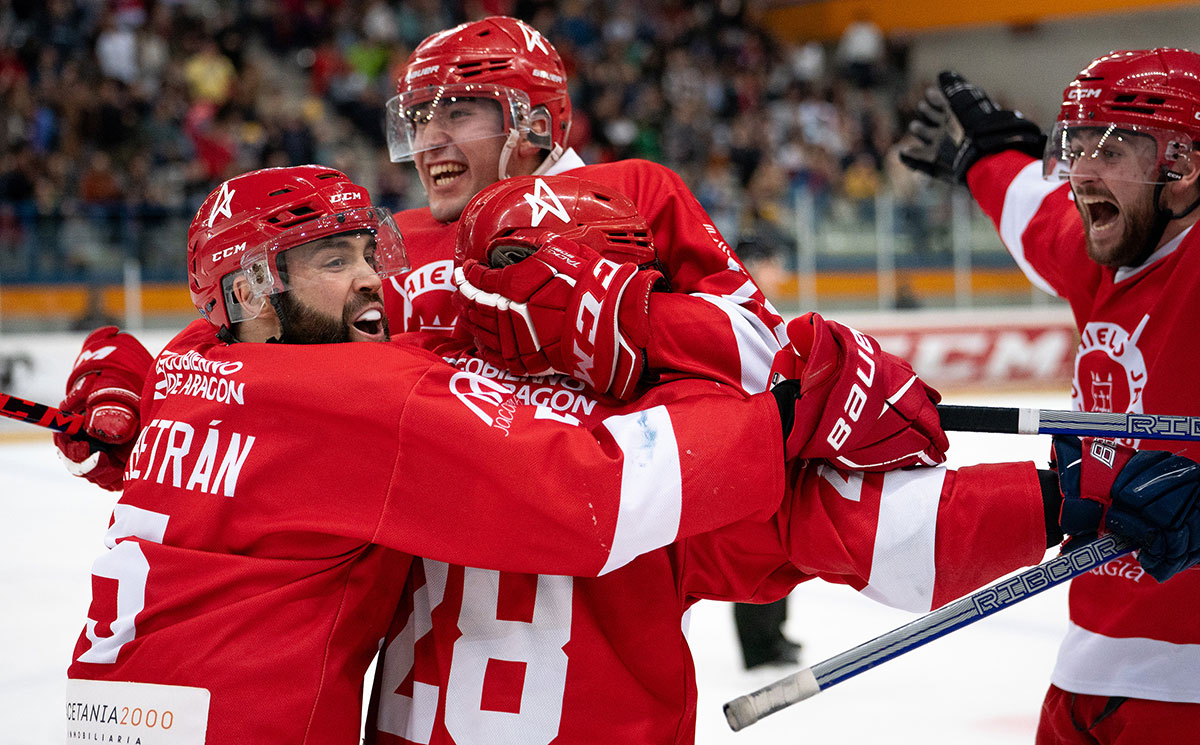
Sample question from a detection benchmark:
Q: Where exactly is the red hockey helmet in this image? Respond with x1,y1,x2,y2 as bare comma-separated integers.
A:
455,175,656,269
187,165,407,334
386,16,572,172
1044,48,1200,183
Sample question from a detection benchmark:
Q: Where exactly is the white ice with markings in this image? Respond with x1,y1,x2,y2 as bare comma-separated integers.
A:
1,392,1071,745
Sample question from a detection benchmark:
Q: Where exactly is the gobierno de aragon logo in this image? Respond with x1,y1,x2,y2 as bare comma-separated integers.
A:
153,350,246,405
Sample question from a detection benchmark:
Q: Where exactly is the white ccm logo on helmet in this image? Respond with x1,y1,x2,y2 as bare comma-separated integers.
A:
329,191,363,205
524,178,570,227
1068,88,1103,100
212,242,247,263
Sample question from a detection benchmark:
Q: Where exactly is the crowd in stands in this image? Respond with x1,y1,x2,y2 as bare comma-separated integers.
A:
0,0,951,285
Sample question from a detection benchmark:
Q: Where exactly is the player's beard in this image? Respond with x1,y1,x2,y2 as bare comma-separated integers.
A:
274,291,391,344
1075,182,1160,268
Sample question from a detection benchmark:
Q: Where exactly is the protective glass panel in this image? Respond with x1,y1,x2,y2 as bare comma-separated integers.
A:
1043,120,1193,184
385,83,534,162
226,207,407,321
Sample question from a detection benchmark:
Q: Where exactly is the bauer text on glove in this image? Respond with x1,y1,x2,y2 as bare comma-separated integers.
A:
768,313,948,470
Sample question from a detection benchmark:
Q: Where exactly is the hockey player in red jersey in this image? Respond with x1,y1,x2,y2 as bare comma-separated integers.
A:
384,16,786,403
363,173,1200,745
57,165,1200,744
64,165,815,745
385,12,800,672
900,47,1200,744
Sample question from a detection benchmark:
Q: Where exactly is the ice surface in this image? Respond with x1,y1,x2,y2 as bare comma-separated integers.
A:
0,392,1069,744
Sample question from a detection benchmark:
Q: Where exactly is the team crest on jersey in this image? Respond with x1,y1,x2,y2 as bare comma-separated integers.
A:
390,262,458,333
1072,316,1149,439
524,178,571,227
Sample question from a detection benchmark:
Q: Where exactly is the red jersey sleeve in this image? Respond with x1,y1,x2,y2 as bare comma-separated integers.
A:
679,461,1048,612
968,151,1104,315
130,330,783,579
388,364,786,576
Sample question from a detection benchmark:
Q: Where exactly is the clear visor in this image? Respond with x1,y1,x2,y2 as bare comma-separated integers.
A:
224,206,407,323
1043,120,1193,184
385,83,551,162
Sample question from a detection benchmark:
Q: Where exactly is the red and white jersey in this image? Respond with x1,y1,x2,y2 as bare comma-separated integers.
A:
367,337,1050,745
970,150,1200,703
67,321,786,745
385,149,787,395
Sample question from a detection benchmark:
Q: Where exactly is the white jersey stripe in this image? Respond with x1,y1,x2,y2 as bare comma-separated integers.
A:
598,406,683,575
998,161,1063,298
692,292,783,394
860,468,946,612
1052,622,1200,703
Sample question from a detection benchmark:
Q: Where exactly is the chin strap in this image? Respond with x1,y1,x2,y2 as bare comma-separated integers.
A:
1142,174,1200,263
498,133,564,180
496,128,523,181
531,144,565,176
265,294,290,344
1167,191,1200,221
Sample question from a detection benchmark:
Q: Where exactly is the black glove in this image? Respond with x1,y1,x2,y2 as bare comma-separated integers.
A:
898,71,1046,184
1054,435,1200,583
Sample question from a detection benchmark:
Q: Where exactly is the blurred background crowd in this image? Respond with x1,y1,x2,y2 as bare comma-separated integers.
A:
0,0,961,295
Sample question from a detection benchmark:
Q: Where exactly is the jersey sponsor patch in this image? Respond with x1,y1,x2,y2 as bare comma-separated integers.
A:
66,679,210,744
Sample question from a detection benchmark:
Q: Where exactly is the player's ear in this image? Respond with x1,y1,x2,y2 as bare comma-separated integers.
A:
231,275,268,318
515,113,552,159
515,136,545,160
1180,151,1200,186
229,275,278,342
1165,151,1200,214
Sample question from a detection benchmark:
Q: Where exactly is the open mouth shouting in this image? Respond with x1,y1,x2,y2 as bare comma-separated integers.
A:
1078,194,1122,234
350,304,389,342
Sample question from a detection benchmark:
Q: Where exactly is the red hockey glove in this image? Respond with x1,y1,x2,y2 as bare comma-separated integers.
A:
768,313,947,470
53,326,153,491
454,233,664,400
1055,435,1200,583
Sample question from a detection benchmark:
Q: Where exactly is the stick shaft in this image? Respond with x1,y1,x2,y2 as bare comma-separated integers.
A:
0,392,84,435
938,404,1200,442
723,534,1134,731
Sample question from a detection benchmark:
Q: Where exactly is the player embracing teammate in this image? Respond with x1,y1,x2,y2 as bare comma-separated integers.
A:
48,15,1200,745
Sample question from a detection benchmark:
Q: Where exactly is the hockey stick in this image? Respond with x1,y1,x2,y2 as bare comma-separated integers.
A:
938,404,1200,442
723,533,1135,731
0,391,84,436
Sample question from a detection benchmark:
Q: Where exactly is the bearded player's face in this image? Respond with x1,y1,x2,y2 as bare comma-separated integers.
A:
1066,129,1162,268
276,233,391,344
